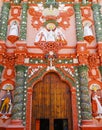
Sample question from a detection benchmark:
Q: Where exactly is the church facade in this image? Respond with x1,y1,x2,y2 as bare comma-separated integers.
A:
0,0,102,130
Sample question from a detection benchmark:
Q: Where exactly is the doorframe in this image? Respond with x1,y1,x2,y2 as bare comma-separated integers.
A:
25,71,78,130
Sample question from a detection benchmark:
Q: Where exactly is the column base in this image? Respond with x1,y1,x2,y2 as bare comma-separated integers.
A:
81,120,94,125
10,120,23,125
80,120,102,130
0,120,25,130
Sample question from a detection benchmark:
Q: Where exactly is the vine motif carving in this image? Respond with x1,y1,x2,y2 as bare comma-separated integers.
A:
35,41,67,53
88,54,100,79
88,54,99,68
78,65,92,120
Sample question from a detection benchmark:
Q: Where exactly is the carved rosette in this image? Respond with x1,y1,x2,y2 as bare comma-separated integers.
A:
0,2,10,41
12,65,28,122
78,65,92,120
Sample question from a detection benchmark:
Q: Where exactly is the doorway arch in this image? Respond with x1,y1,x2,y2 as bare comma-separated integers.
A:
31,72,73,130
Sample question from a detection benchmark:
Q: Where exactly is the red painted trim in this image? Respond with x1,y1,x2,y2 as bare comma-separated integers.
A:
26,88,32,130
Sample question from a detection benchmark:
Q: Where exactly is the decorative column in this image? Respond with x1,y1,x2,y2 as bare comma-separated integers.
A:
94,4,102,68
19,2,28,41
99,6,102,27
77,43,93,127
74,4,84,41
78,65,92,121
12,65,28,125
92,4,102,42
98,51,102,78
0,1,3,27
74,66,82,124
0,65,4,83
99,66,102,80
0,43,6,84
0,2,10,41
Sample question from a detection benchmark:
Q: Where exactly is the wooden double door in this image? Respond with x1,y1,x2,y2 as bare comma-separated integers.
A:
32,72,73,130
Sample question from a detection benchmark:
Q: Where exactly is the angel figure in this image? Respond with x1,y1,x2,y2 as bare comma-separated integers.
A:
7,21,19,43
34,21,67,44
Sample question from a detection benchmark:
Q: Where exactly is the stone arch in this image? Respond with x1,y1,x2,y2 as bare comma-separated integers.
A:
26,71,78,130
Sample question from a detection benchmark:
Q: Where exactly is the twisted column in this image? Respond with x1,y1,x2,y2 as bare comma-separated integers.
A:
19,2,28,41
0,65,4,84
74,4,84,41
74,66,82,124
12,65,28,122
0,2,10,41
92,4,102,42
78,65,92,120
99,66,102,79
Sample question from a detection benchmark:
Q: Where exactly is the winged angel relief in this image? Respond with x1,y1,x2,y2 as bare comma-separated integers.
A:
29,3,74,52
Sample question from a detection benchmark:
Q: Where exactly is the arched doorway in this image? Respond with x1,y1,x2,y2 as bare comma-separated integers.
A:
32,72,73,130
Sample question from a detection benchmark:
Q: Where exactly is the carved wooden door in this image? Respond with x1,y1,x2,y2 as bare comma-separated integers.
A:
32,72,73,130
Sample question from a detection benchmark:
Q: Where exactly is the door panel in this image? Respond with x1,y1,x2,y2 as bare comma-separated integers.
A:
32,73,73,130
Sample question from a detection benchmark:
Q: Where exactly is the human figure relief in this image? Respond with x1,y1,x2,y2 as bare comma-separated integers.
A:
0,90,13,114
35,22,67,44
7,21,19,43
92,91,102,118
83,23,94,43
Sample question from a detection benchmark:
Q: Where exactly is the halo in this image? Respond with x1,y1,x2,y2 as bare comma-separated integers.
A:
90,83,101,91
2,84,14,90
83,20,92,27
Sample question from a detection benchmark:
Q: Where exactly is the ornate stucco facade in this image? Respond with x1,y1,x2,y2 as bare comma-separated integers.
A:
0,0,102,130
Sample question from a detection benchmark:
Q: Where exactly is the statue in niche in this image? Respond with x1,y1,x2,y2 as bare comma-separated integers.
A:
35,21,67,44
7,21,19,44
83,22,94,43
0,90,13,114
91,87,102,118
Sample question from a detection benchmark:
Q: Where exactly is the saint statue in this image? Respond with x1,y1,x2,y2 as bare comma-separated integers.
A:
0,90,13,114
7,21,19,43
83,23,94,43
92,91,102,118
